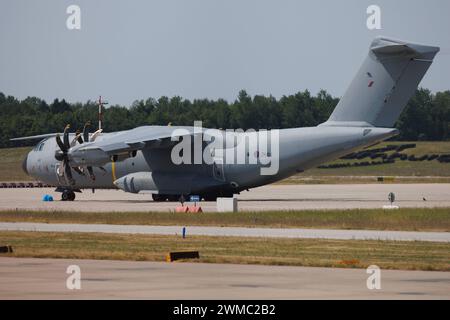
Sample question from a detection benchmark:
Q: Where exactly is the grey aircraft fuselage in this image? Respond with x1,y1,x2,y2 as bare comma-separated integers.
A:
23,126,397,196
19,36,440,200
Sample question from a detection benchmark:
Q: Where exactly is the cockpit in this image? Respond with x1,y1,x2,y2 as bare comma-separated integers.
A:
33,139,48,151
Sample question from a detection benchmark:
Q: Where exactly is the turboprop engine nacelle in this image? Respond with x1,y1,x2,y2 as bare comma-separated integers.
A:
68,147,111,167
68,147,138,167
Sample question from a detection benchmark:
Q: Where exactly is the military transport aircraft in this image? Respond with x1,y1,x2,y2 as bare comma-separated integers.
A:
13,37,439,201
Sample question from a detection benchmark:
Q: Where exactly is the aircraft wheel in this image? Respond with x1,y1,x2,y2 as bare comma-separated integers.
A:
68,191,76,201
167,195,180,202
62,190,76,201
152,194,167,202
203,194,218,202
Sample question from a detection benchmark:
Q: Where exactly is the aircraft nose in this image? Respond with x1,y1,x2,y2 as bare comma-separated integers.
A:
22,153,29,175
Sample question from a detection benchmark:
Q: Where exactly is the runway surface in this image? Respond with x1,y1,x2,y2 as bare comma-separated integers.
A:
0,257,448,299
1,222,449,242
0,184,449,212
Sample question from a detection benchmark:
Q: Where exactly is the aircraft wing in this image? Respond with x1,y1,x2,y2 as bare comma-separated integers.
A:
10,133,60,141
90,126,202,155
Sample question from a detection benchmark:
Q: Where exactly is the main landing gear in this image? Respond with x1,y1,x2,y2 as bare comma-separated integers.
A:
151,193,230,202
152,194,185,202
152,194,167,202
152,194,180,202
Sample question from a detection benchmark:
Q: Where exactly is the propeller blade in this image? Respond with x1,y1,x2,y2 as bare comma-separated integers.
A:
63,160,75,186
87,166,95,181
63,124,71,150
73,166,84,175
75,129,83,144
83,121,91,142
83,121,91,143
55,134,67,153
90,129,103,142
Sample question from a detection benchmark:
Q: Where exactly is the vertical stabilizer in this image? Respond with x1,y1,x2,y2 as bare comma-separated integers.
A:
322,37,439,128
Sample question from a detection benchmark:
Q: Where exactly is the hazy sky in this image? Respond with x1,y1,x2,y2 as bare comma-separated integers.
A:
1,0,449,105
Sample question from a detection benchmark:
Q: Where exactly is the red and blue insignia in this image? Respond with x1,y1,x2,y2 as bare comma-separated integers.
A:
367,72,374,87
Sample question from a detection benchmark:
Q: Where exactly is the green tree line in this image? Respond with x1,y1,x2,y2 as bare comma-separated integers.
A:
0,88,449,148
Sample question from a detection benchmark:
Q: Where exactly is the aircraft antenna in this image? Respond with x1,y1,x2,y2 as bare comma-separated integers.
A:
97,96,108,131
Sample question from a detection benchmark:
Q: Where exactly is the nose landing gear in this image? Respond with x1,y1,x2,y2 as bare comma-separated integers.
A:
61,190,76,201
55,187,81,201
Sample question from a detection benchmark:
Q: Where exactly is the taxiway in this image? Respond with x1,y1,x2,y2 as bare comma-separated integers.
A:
0,184,449,212
0,257,449,299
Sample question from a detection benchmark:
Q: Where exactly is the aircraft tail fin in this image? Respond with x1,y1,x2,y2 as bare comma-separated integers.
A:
321,37,439,128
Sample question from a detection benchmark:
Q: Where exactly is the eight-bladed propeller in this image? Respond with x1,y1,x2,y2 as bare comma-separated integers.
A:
82,121,96,181
55,124,75,185
54,122,96,185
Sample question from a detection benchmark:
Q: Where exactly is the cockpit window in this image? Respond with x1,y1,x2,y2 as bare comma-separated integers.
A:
34,139,47,151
